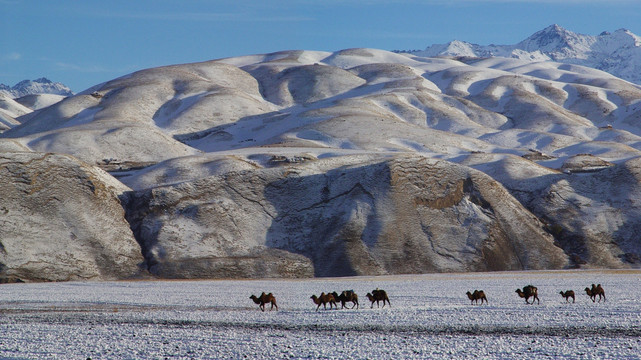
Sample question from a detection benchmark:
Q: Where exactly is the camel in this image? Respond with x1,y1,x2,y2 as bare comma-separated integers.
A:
310,292,337,311
365,288,390,308
515,285,540,304
331,290,359,309
585,283,606,302
249,292,278,312
559,290,575,303
466,290,488,305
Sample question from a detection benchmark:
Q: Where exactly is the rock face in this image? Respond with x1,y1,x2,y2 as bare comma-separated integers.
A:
123,154,567,278
525,158,641,268
0,152,144,282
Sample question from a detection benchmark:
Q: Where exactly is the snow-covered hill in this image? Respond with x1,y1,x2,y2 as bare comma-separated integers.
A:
0,79,71,132
1,47,641,281
411,24,641,86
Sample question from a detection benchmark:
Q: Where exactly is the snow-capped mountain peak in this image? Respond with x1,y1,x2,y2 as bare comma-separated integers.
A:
411,25,641,85
516,24,594,56
0,77,73,99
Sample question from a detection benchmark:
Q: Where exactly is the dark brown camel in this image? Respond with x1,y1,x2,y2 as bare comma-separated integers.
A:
310,292,337,311
559,290,575,303
466,290,488,305
585,284,606,302
249,292,278,312
515,285,539,304
331,290,359,309
365,289,390,308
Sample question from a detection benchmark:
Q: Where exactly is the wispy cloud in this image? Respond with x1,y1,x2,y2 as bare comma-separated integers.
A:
54,62,111,73
92,11,312,23
3,52,21,61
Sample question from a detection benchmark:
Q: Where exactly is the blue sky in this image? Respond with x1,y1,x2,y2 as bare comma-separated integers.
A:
2,0,641,92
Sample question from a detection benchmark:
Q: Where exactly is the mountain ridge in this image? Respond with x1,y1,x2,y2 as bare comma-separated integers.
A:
409,24,641,85
0,77,73,99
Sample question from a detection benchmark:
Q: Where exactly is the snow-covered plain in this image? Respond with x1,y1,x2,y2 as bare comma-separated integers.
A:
1,270,639,359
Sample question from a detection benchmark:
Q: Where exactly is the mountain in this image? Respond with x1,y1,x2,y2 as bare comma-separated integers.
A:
411,24,641,85
1,47,641,281
0,77,73,99
0,79,72,132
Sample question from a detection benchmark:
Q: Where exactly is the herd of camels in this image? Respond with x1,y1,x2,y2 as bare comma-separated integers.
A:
249,284,606,311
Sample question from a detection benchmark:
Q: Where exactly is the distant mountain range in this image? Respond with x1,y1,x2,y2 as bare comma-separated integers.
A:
0,77,73,99
405,24,641,85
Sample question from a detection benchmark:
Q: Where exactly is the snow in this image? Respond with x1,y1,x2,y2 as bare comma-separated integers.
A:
1,270,639,359
0,94,33,118
14,94,67,111
414,25,641,86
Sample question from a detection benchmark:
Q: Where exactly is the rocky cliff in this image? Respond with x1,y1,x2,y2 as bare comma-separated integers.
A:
122,154,567,278
0,152,144,282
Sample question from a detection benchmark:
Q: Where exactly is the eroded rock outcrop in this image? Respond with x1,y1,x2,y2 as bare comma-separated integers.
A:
0,152,144,282
124,154,567,278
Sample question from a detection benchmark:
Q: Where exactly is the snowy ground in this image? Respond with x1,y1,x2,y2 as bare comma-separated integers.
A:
1,270,640,359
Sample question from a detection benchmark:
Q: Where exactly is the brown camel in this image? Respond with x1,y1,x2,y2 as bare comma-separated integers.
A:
310,292,337,311
585,284,606,302
365,288,390,308
466,290,488,305
515,285,539,304
331,290,359,309
559,290,575,303
249,292,278,312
